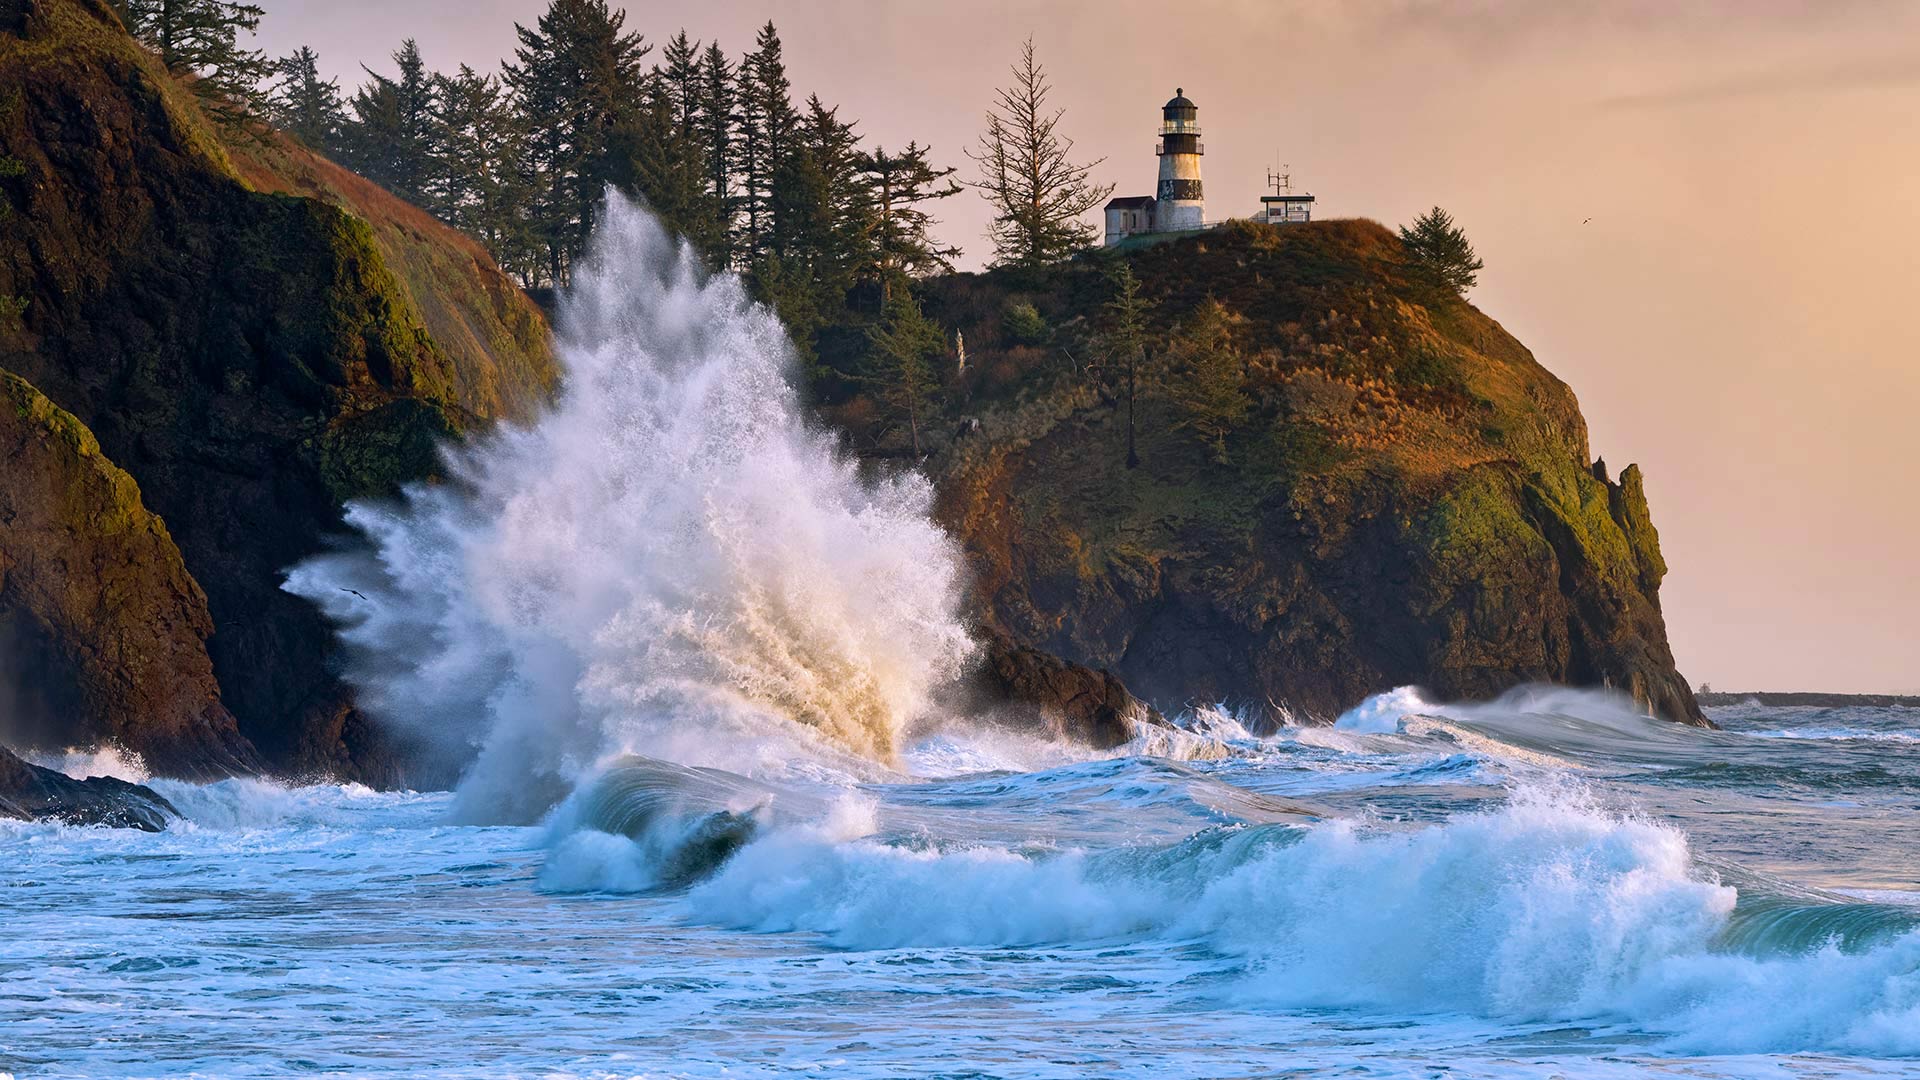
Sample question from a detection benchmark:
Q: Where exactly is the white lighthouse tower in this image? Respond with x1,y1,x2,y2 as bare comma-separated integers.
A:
1155,88,1204,231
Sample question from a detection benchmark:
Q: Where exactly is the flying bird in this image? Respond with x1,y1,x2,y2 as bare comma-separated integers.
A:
341,588,369,600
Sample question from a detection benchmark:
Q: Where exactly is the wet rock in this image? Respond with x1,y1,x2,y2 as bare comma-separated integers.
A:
968,629,1159,748
0,745,178,831
0,369,258,777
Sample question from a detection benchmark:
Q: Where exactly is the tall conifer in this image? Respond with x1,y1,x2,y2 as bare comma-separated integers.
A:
344,40,439,207
114,0,269,123
738,22,797,264
503,0,650,284
855,142,962,299
268,46,346,155
967,38,1112,268
694,42,738,265
432,65,536,278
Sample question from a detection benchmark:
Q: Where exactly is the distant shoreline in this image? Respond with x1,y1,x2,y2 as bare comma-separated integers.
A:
1699,691,1920,709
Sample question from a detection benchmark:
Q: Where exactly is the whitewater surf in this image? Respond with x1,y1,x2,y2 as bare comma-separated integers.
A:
9,201,1918,1079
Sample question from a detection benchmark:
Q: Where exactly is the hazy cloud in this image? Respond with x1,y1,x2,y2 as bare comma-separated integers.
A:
1601,53,1920,108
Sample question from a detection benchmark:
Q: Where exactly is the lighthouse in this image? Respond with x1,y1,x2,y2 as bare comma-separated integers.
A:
1155,88,1204,231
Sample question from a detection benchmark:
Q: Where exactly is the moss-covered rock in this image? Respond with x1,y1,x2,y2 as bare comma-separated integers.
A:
0,0,557,780
0,369,257,776
827,219,1704,726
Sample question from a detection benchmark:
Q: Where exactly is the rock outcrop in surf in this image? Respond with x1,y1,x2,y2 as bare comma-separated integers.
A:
822,221,1705,726
0,745,178,830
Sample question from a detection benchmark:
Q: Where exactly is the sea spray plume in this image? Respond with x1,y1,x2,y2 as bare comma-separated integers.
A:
286,195,975,822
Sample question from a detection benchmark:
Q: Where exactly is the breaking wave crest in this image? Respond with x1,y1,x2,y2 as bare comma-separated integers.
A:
285,195,974,823
543,770,1920,1056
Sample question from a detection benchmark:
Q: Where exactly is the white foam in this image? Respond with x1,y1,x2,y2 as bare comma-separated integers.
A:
285,196,974,823
625,781,1920,1056
145,777,390,830
1334,685,1436,733
1741,727,1920,744
30,744,150,783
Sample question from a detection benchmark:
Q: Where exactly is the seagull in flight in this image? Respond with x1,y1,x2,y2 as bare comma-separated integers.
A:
340,588,369,601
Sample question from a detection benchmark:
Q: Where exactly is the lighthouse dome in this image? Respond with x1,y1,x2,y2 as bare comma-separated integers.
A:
1164,88,1196,112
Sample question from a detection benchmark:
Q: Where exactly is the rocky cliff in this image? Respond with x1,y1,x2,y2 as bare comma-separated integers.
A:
827,220,1704,727
0,370,255,775
0,0,556,780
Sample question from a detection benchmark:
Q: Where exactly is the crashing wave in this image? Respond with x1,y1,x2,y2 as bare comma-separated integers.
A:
286,195,974,823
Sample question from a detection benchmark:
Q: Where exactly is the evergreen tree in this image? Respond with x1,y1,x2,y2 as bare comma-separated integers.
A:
610,71,724,261
432,65,537,278
966,38,1112,269
114,0,269,124
694,41,738,265
738,22,797,264
864,288,945,456
344,40,440,206
267,46,346,155
753,251,823,368
660,31,702,141
771,96,864,308
1166,298,1249,464
504,0,651,285
1399,206,1484,296
1096,262,1155,469
854,141,961,300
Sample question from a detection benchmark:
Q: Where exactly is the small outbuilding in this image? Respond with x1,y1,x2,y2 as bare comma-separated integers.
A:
1103,195,1157,245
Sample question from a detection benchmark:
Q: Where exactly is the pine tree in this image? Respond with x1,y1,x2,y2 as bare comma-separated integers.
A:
612,34,728,265
753,250,823,369
432,65,537,279
695,42,738,266
504,0,651,285
343,40,439,207
966,38,1113,269
772,96,864,308
738,22,797,264
610,71,723,261
1096,261,1156,469
660,31,702,141
114,0,269,124
1399,206,1484,297
854,141,961,300
1166,298,1249,464
267,46,346,155
865,288,945,456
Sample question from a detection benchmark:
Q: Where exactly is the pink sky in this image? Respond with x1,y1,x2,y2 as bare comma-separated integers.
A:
259,0,1920,693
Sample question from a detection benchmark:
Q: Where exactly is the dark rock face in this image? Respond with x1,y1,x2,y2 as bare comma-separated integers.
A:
0,745,179,831
0,370,257,777
967,628,1158,748
0,0,555,781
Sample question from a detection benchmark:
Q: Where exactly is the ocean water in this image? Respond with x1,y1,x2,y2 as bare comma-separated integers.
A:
6,697,1920,1079
8,200,1916,1078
